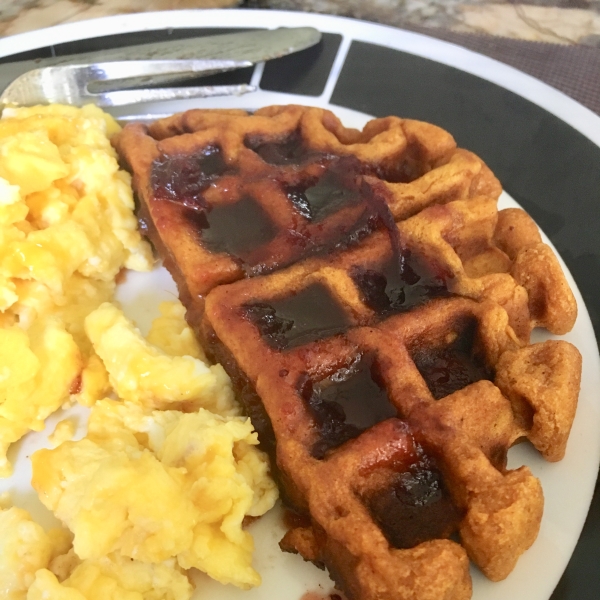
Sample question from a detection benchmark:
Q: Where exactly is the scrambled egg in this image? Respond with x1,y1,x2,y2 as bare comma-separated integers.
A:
2,303,278,599
32,398,277,589
0,506,57,599
0,506,192,600
33,301,277,589
0,104,153,477
48,419,76,447
85,302,238,416
0,105,278,599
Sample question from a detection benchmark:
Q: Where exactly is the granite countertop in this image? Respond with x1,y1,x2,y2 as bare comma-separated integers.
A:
2,0,600,45
247,0,600,45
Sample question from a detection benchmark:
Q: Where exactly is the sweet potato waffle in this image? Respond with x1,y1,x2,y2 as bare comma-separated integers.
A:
114,105,500,303
113,105,582,600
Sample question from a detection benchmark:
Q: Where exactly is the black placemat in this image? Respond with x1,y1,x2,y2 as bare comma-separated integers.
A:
401,23,600,117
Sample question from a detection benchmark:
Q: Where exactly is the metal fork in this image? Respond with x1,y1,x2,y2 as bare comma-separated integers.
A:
0,59,255,107
0,26,323,108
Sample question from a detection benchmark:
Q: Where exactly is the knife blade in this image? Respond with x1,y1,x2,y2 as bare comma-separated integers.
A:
0,27,322,95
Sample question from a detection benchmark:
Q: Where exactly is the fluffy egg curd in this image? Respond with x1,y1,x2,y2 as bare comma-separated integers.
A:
85,301,239,416
31,399,276,590
0,103,153,476
0,106,278,600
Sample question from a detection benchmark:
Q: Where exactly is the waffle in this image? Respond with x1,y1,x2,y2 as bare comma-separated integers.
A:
114,105,501,303
113,105,582,600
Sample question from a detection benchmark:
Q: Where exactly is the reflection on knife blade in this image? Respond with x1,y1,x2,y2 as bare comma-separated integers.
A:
0,27,322,96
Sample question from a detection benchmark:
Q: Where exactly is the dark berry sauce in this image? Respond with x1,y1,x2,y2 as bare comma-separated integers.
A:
242,284,351,351
245,131,315,166
351,251,450,317
411,318,493,400
286,158,362,223
365,444,463,549
196,195,277,259
300,353,397,459
151,145,227,208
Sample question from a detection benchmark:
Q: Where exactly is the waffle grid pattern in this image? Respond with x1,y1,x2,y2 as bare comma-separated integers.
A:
114,105,582,600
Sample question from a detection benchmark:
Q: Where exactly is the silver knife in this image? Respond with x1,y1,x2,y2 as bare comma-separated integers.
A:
0,27,322,102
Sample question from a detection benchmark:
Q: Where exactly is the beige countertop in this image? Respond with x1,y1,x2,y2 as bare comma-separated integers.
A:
2,0,600,45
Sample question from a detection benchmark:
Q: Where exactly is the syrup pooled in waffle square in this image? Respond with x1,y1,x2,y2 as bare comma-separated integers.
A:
113,106,582,600
113,105,501,303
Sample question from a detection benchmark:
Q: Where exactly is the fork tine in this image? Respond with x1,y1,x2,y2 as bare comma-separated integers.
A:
93,83,256,107
84,59,253,82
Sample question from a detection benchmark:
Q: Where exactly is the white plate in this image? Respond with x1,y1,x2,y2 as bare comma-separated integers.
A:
1,9,599,600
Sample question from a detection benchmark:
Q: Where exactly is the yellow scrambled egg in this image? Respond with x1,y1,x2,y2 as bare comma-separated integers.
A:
1,302,278,599
0,105,278,599
0,506,192,600
0,104,153,477
48,419,76,447
32,398,277,589
85,301,239,415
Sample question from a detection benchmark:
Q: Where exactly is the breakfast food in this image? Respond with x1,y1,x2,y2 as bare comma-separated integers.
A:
0,104,153,477
0,105,278,599
32,397,277,589
114,105,500,302
85,301,238,414
114,104,582,600
0,301,278,599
